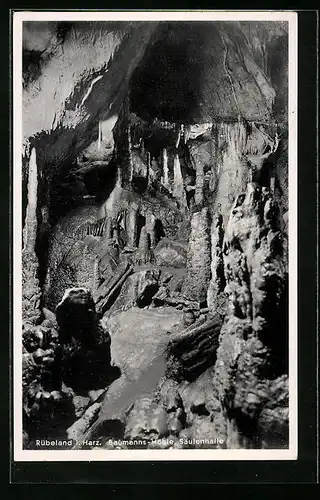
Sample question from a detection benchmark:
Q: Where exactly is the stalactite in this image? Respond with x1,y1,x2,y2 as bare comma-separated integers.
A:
212,121,250,225
128,124,133,183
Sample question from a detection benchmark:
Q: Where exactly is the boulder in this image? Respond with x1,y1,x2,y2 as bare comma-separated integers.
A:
124,395,168,441
167,316,222,382
108,269,160,314
154,238,187,268
105,307,183,380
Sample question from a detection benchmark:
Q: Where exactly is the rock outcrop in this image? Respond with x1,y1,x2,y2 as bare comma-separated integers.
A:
213,182,288,448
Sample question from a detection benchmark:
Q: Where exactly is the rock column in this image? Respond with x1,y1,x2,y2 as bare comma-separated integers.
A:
182,207,211,302
162,148,170,191
207,214,226,317
194,161,204,207
22,147,42,324
135,226,152,265
173,153,187,207
127,206,138,247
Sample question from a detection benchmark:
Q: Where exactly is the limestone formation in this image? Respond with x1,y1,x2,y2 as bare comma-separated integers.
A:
94,263,134,316
213,182,288,448
194,160,204,207
172,154,187,207
167,316,222,382
161,147,170,191
135,226,153,265
182,207,211,302
207,214,227,317
22,147,42,324
107,269,160,314
154,238,187,269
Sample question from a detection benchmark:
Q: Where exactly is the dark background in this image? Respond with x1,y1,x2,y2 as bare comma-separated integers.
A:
1,5,318,490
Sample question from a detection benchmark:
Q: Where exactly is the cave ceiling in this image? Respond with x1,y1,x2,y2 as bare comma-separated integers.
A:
22,20,288,172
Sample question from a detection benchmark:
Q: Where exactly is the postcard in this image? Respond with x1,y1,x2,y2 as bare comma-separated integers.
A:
12,9,298,461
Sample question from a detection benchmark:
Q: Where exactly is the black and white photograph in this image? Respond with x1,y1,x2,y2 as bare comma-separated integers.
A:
13,10,298,460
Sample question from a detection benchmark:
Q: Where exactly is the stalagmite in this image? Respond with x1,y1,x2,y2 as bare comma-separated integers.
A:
127,206,138,247
22,147,42,324
182,207,212,302
194,161,204,207
136,226,152,265
173,153,187,207
146,213,156,248
175,124,183,149
162,148,170,190
207,214,226,317
128,124,133,183
23,148,38,251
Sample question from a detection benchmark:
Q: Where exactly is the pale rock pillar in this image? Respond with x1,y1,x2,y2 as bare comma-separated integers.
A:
182,207,211,302
22,147,42,324
161,148,170,191
194,161,204,207
146,213,156,248
135,226,152,265
207,214,226,317
127,205,138,247
173,153,187,208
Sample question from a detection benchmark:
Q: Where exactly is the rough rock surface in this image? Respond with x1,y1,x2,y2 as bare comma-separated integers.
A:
166,316,222,382
105,307,183,380
154,238,187,268
182,207,211,302
207,214,227,317
56,287,118,394
108,268,161,314
213,182,288,448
